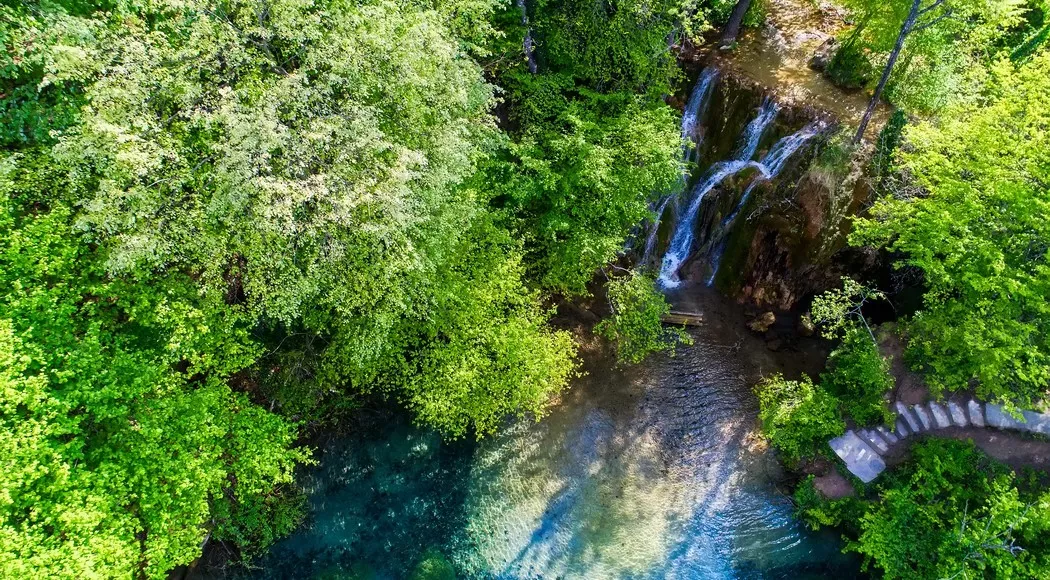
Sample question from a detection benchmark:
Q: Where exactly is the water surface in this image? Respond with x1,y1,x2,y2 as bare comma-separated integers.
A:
245,290,859,579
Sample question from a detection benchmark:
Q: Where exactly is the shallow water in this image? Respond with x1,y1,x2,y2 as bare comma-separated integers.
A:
242,290,860,579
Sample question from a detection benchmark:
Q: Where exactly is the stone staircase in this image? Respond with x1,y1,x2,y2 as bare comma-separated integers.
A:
829,401,1050,483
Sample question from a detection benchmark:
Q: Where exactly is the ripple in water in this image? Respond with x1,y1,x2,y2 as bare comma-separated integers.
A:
239,293,859,579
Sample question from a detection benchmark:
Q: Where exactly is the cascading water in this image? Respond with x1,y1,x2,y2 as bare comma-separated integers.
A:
641,195,674,265
656,160,762,288
655,99,780,288
640,69,719,265
734,98,778,161
681,68,719,162
704,123,823,286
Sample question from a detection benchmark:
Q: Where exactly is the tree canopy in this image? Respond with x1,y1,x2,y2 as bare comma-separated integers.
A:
853,51,1050,405
0,0,704,573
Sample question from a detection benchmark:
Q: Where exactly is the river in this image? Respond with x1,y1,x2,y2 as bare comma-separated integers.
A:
241,289,860,579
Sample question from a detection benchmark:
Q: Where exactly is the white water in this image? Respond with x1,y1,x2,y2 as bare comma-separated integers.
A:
705,123,822,286
640,69,719,266
655,101,781,288
681,68,719,162
656,160,762,288
735,98,778,161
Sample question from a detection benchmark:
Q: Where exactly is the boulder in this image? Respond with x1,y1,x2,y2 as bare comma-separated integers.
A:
749,311,776,333
797,313,816,337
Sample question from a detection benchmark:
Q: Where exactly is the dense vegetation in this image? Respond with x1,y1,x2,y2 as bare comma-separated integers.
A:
4,0,1049,575
0,0,715,574
796,440,1050,578
758,39,1050,580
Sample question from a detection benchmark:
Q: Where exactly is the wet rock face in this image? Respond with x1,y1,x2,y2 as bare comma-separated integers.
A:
720,126,878,311
641,65,878,309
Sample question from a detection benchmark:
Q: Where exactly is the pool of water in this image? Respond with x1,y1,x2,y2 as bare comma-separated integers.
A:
238,290,860,579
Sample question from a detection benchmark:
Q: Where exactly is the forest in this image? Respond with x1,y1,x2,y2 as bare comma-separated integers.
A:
0,0,1048,577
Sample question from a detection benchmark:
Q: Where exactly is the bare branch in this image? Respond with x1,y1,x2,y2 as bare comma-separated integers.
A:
918,0,949,16
913,9,955,33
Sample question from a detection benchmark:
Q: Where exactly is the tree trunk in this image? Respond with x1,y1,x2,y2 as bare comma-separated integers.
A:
853,0,920,144
517,0,537,74
720,0,754,48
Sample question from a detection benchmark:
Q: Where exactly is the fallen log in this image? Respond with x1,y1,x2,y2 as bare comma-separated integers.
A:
661,310,703,326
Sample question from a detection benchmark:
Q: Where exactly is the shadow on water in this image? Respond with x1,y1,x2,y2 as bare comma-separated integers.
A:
238,414,477,579
232,68,862,579
236,287,862,579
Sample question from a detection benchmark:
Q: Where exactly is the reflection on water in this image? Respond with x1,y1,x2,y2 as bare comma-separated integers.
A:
243,291,859,579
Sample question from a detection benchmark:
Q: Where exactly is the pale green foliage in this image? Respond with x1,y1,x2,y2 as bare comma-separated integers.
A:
853,52,1050,404
0,203,308,578
595,271,691,365
834,0,1027,111
64,0,495,324
755,374,845,462
388,220,579,438
37,0,578,436
810,277,884,340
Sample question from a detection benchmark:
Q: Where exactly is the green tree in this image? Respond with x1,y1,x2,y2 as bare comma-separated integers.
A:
821,326,895,425
595,271,691,365
756,374,845,463
32,0,578,435
849,440,1050,578
852,51,1050,405
0,201,308,577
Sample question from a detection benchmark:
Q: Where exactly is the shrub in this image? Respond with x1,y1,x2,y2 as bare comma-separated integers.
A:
794,475,863,530
821,326,895,425
596,271,691,365
756,374,845,463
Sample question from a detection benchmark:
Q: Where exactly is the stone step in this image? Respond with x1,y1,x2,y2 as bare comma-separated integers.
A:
829,431,886,483
894,418,911,438
911,404,933,431
968,400,985,427
861,429,889,454
986,403,1027,430
1020,410,1050,437
895,401,921,432
876,425,899,445
946,401,968,427
928,402,951,429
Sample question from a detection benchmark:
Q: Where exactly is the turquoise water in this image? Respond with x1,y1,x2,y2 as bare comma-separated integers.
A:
243,292,860,579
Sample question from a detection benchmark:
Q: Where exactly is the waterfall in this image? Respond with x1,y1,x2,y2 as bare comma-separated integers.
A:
654,100,780,288
638,69,719,265
681,68,719,162
656,160,762,288
735,98,779,161
705,123,822,286
641,195,674,265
